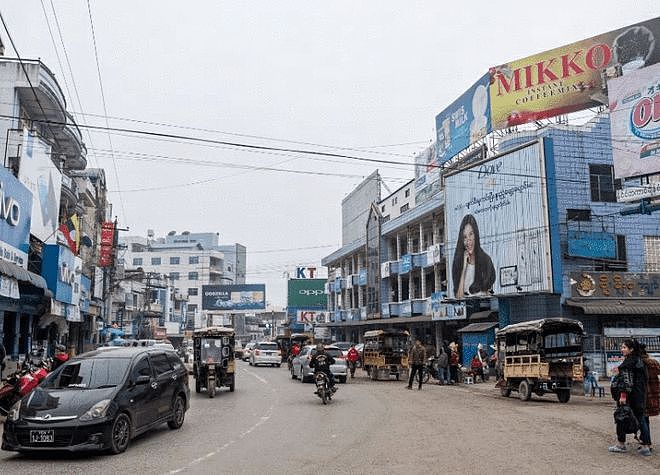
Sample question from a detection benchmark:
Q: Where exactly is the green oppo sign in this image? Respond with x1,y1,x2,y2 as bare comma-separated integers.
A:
287,279,327,308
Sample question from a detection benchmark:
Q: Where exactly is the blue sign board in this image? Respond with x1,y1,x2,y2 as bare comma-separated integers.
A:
0,166,32,268
79,275,91,312
42,244,80,304
358,268,367,286
435,74,492,165
201,284,266,311
400,254,412,274
567,231,616,259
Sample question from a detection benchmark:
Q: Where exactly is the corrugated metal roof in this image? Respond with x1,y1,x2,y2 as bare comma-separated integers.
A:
0,259,53,297
566,298,660,315
457,322,499,333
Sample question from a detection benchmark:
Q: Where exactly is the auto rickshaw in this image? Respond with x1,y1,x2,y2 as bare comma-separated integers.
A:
193,326,236,397
362,329,409,381
496,318,584,403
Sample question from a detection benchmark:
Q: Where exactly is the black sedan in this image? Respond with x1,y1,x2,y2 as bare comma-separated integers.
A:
2,347,190,454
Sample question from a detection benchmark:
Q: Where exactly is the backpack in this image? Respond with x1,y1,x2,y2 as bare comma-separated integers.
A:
610,374,626,401
613,404,639,434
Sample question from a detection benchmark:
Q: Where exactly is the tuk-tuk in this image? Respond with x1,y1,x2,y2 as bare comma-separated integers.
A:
496,318,584,403
276,333,312,362
193,326,236,397
362,329,409,381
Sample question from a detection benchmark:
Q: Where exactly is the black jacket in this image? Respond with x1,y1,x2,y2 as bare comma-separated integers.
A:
617,355,648,410
310,352,335,374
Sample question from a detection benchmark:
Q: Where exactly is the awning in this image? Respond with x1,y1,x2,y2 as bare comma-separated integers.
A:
469,310,497,321
0,259,52,296
457,322,499,333
321,315,434,327
566,298,660,315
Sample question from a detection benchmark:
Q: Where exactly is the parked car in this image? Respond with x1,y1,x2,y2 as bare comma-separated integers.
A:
2,347,190,454
242,342,256,361
334,342,353,357
250,342,281,367
291,345,348,383
234,342,244,360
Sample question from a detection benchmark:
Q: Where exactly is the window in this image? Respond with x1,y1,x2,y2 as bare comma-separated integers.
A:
227,265,232,272
644,236,660,272
381,205,385,212
188,271,199,280
595,235,627,271
170,272,180,280
151,257,161,265
188,287,198,296
150,353,173,376
391,197,398,205
405,188,410,198
170,256,180,265
589,164,616,202
566,209,591,222
131,356,152,380
382,215,390,223
400,203,409,213
132,257,143,266
188,304,197,312
189,256,199,264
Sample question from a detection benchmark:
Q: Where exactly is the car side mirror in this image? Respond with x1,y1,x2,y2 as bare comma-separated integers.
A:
135,375,151,385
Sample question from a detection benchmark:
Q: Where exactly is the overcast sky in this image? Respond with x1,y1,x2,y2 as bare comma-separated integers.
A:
2,1,657,306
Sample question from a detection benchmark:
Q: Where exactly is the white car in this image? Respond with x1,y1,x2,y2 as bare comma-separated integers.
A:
243,342,256,361
250,341,281,367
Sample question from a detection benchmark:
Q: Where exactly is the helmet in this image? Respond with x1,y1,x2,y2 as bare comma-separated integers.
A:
316,343,324,352
56,344,66,352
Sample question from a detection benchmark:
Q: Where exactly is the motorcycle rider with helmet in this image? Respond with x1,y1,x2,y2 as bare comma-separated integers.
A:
51,344,69,372
309,343,336,392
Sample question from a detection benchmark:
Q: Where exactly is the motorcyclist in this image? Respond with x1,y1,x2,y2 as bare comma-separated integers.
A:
309,343,336,392
51,345,69,371
346,344,360,378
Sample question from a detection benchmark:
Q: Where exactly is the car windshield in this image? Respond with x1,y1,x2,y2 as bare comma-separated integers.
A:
257,343,278,350
43,358,131,390
201,338,227,362
335,343,352,350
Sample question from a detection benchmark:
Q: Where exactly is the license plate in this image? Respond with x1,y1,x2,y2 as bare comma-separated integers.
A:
30,430,54,443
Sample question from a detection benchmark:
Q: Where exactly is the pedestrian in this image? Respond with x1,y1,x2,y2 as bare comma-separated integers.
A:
437,346,449,385
449,342,460,384
0,340,6,380
609,339,649,455
583,363,595,398
347,344,360,378
640,343,660,455
407,339,426,390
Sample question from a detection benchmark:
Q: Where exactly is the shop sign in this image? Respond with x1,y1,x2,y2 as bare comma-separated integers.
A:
0,166,32,269
358,268,367,286
99,221,115,267
296,310,327,324
570,272,660,298
42,244,82,305
400,255,412,274
0,275,20,299
431,293,467,320
567,231,617,259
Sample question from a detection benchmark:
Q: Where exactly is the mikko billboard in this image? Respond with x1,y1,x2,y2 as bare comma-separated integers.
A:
444,141,553,298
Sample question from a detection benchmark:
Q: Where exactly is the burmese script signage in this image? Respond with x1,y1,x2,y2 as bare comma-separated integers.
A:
570,272,660,298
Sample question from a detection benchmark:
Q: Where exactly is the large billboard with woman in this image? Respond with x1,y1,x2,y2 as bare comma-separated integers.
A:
444,141,553,298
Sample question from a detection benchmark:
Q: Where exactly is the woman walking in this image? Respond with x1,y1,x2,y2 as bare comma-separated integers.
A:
609,339,649,455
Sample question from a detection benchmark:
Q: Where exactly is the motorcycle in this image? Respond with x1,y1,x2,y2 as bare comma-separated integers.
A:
416,356,443,384
0,358,53,416
314,372,335,405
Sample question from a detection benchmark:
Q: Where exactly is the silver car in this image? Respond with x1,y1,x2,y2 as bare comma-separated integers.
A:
291,345,348,383
242,342,256,361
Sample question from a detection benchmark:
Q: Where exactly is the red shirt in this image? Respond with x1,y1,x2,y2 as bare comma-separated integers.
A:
347,348,360,362
291,345,300,356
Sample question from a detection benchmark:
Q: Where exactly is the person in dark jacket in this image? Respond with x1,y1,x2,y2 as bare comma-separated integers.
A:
0,341,6,380
609,339,649,454
640,344,660,456
437,346,449,385
309,344,336,391
407,339,426,390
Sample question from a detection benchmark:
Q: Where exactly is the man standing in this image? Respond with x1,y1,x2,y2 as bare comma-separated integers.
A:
407,339,426,390
347,344,360,378
437,346,449,385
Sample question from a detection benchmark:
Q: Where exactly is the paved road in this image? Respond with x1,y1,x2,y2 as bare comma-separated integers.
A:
1,361,658,474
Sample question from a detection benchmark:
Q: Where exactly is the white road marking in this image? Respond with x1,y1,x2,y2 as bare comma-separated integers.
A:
167,370,274,474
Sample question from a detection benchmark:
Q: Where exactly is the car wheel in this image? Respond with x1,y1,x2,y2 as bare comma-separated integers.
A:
557,389,571,403
109,413,131,454
168,395,185,430
500,387,512,397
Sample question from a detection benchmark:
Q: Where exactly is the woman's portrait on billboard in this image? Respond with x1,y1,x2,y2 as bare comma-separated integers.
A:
452,214,495,297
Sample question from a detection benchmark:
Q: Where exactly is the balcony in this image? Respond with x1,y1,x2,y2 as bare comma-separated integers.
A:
60,174,79,207
13,59,67,126
412,298,429,315
55,113,87,171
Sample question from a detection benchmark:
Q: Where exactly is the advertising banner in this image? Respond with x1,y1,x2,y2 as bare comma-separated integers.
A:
201,284,266,311
287,278,327,308
445,142,553,298
608,62,660,180
570,272,660,298
296,310,328,325
0,165,32,269
436,74,492,165
98,221,115,267
41,244,82,305
19,131,62,243
414,143,441,206
489,17,660,130
431,293,467,320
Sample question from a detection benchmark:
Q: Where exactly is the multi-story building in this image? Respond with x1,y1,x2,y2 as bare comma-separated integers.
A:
322,113,659,373
120,231,246,330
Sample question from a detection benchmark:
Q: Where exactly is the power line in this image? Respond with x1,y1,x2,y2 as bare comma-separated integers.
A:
85,0,126,221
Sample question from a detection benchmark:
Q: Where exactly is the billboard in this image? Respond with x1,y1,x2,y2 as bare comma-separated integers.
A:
288,278,326,308
19,130,62,243
201,284,266,311
444,141,553,298
608,62,660,180
296,310,328,325
0,165,32,269
414,143,441,206
435,74,492,165
489,17,660,130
